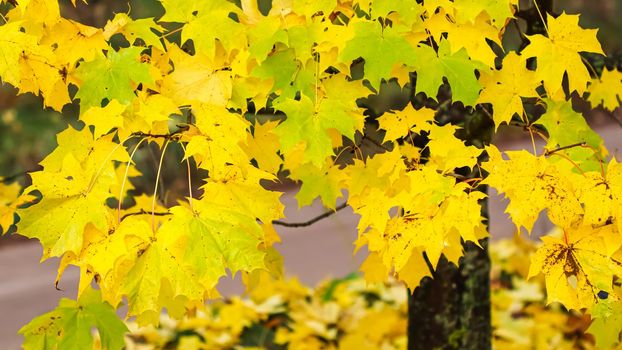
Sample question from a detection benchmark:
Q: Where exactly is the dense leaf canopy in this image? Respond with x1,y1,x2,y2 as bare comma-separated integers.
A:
0,0,621,348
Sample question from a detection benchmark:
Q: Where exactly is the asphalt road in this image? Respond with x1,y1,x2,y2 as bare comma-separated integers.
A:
0,122,620,349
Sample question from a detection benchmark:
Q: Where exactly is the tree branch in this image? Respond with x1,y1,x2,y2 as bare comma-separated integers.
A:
272,202,348,228
544,142,588,156
120,209,171,221
131,124,191,141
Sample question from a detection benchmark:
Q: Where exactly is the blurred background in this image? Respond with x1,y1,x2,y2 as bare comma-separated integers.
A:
0,0,621,349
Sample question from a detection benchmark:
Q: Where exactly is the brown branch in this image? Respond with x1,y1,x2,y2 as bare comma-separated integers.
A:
120,209,171,221
131,124,190,141
272,202,348,228
544,142,587,156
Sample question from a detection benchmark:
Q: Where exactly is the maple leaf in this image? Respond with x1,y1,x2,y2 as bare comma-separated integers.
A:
273,76,367,166
80,99,126,138
528,226,622,310
115,201,267,324
426,123,482,172
240,120,283,175
17,154,115,257
11,0,60,25
396,248,432,290
477,52,540,128
521,12,603,94
75,47,154,111
290,162,346,209
587,68,622,111
17,128,128,257
360,252,390,284
576,160,622,233
0,22,39,86
379,104,435,140
0,182,35,234
160,45,233,107
412,40,485,105
452,0,516,28
182,104,251,177
536,98,604,169
182,4,246,58
340,20,417,90
43,18,108,67
200,171,285,224
135,92,180,126
19,287,127,350
17,44,71,111
104,13,165,49
483,146,583,232
587,295,622,349
346,150,407,233
425,9,502,67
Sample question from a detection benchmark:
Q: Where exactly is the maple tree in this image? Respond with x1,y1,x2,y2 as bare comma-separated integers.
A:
0,0,621,349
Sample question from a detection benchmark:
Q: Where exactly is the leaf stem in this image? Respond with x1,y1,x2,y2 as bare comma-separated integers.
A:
87,134,136,194
152,140,171,232
178,142,195,213
118,137,148,223
532,0,549,36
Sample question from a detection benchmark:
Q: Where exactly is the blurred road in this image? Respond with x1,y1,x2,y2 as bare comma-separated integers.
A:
0,123,620,349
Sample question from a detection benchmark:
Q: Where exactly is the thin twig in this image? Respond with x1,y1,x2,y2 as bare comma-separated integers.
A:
121,209,171,221
544,142,587,156
131,126,190,141
272,202,348,228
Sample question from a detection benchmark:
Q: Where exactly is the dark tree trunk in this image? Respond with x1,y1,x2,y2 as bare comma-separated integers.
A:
407,234,491,350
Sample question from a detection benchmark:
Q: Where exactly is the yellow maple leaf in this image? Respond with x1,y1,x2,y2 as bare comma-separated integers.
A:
42,18,108,68
378,104,434,141
478,52,540,128
528,226,622,310
240,120,283,175
17,128,129,257
483,145,583,232
521,12,604,95
426,10,502,67
360,252,390,284
80,100,126,138
135,92,180,126
588,68,622,111
396,249,432,290
0,22,38,87
427,123,482,172
160,45,233,107
0,182,35,234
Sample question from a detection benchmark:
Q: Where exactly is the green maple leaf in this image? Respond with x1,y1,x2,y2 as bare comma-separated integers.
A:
117,203,266,324
340,21,417,90
17,154,114,257
536,99,604,170
19,288,127,350
252,48,300,93
412,40,485,106
588,297,622,349
75,46,153,111
17,128,128,257
274,77,366,166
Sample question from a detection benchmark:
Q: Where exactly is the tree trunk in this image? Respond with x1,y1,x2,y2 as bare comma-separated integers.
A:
407,239,491,350
407,199,491,350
